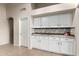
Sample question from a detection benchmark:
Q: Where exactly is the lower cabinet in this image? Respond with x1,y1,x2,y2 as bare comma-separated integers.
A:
32,36,41,49
60,38,74,55
41,36,49,51
48,37,60,52
31,35,75,55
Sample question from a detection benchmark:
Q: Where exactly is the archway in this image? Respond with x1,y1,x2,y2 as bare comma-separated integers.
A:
8,17,14,44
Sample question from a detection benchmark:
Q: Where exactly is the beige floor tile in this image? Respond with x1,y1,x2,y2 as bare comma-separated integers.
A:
0,44,62,56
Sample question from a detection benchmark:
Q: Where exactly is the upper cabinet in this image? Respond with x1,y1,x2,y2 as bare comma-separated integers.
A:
33,17,41,27
41,16,49,27
58,13,73,27
33,13,74,28
43,15,58,27
32,3,77,28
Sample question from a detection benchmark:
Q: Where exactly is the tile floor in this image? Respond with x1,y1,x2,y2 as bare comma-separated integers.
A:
0,44,63,56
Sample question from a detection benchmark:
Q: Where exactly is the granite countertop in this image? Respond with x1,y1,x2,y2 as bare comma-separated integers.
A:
32,34,75,39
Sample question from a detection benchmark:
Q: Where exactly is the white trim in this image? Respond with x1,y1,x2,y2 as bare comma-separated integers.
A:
19,18,21,47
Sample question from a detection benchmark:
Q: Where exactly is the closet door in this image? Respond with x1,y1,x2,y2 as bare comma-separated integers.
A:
19,17,28,47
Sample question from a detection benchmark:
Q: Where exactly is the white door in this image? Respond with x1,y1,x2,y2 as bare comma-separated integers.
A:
19,17,28,47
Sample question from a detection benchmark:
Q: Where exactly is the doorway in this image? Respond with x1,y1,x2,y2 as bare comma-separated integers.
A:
19,17,28,47
8,17,14,44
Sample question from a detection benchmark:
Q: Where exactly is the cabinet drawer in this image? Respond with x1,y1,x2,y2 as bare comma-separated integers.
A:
61,38,74,42
49,36,59,41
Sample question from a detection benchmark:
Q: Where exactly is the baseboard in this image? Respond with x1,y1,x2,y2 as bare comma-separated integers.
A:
13,43,20,47
0,41,9,45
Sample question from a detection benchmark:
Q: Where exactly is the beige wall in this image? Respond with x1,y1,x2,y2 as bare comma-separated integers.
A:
6,3,32,46
73,8,79,55
0,4,9,45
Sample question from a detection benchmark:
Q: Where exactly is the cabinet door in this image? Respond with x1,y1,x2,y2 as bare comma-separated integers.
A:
31,36,41,49
41,16,49,27
59,13,73,27
60,38,74,55
31,36,37,48
31,36,38,48
34,18,41,27
48,15,58,27
41,36,49,51
49,37,60,52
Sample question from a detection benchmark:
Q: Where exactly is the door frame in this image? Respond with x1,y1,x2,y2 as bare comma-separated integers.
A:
19,16,29,47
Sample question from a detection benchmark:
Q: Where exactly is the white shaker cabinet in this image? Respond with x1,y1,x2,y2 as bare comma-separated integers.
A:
31,36,36,48
32,35,49,50
47,15,58,27
41,16,49,27
48,36,60,52
60,38,74,55
41,36,49,51
31,35,74,55
48,37,74,55
33,13,73,28
33,18,41,27
58,13,73,27
31,36,41,49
